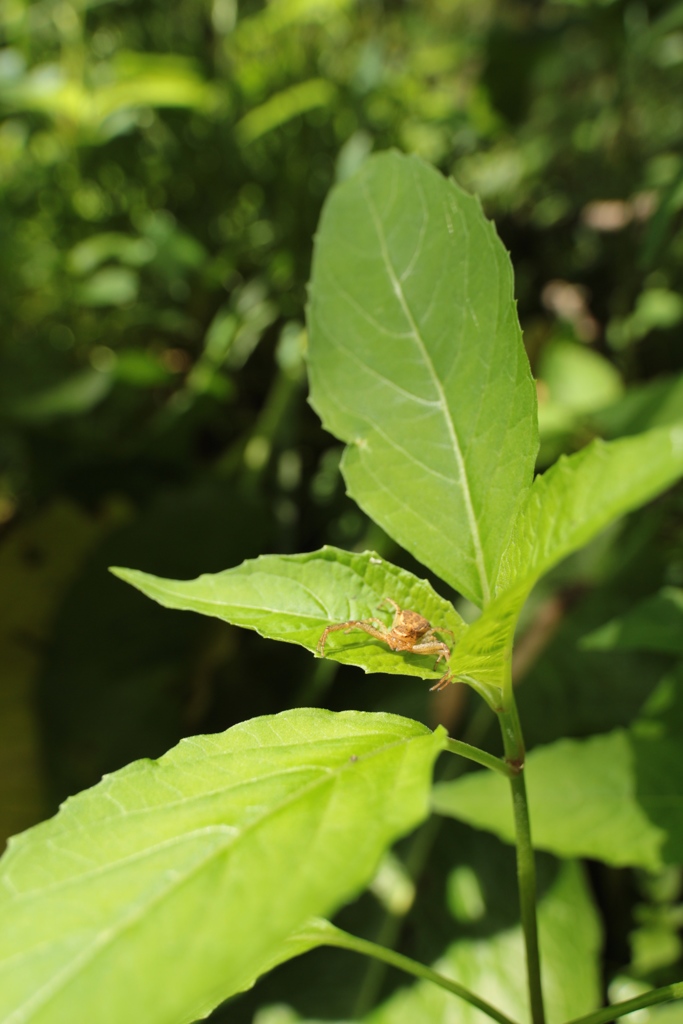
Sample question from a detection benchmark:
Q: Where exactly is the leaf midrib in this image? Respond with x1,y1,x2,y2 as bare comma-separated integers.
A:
360,174,491,605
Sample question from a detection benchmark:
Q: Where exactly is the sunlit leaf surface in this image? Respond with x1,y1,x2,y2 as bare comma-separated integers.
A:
307,151,538,608
449,424,683,697
112,546,466,685
498,425,683,595
0,708,445,1024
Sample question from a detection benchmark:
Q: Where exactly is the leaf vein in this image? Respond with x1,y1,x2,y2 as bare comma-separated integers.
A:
361,171,491,604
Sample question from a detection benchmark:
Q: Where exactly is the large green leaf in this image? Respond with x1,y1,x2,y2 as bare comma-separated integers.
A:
0,708,446,1024
307,150,538,608
498,425,683,596
432,729,683,871
112,546,467,688
448,424,683,697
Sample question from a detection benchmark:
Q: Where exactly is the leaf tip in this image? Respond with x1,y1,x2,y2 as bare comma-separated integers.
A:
109,565,146,588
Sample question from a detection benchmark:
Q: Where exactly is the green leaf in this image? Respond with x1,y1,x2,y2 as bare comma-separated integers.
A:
3,370,113,422
432,730,673,871
77,267,139,307
0,708,446,1024
111,546,467,687
632,734,683,867
307,150,538,608
582,587,683,655
67,232,155,275
236,79,336,144
498,425,683,596
536,339,624,465
444,590,519,703
4,52,216,136
448,425,683,697
364,860,600,1024
538,340,623,419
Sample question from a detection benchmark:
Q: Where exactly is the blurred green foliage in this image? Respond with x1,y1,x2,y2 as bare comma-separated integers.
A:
2,0,683,1019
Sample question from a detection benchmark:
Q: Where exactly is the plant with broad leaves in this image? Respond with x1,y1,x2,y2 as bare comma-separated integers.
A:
2,151,683,1024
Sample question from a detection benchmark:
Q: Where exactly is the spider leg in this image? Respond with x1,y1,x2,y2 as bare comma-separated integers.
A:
417,625,456,645
317,621,361,655
410,640,451,661
352,622,394,642
421,625,456,644
429,672,454,692
317,619,391,656
377,596,401,629
406,639,452,687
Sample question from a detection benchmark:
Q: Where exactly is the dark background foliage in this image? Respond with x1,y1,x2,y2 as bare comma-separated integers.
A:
2,0,683,1018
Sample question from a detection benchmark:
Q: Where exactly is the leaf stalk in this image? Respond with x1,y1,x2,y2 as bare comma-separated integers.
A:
565,981,683,1024
320,924,520,1024
444,736,513,776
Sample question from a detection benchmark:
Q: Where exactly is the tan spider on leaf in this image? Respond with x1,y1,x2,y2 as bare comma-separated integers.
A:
317,597,455,690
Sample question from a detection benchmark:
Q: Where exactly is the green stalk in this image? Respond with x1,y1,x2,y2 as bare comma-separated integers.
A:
321,925,520,1024
566,982,683,1024
444,736,513,776
498,691,546,1024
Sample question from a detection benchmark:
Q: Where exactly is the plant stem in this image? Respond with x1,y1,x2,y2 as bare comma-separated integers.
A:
565,981,683,1024
444,736,513,776
498,694,546,1024
322,925,520,1024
